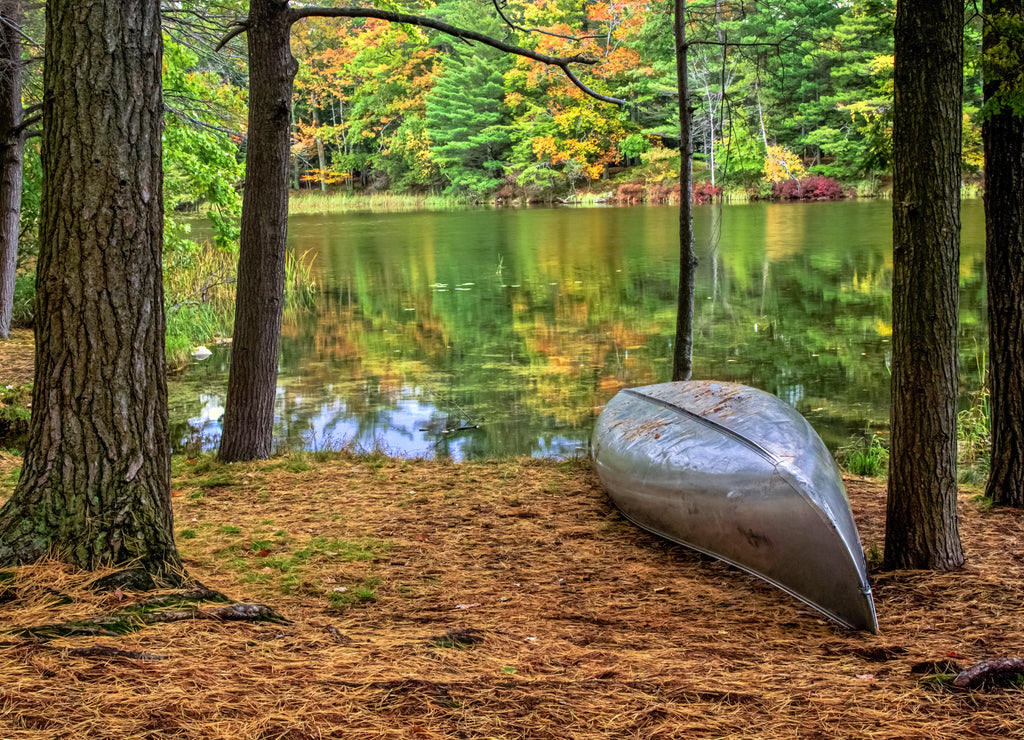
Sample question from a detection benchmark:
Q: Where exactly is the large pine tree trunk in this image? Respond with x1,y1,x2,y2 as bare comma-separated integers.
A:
217,0,297,462
0,0,181,580
0,0,24,340
983,0,1024,508
884,0,965,570
672,0,697,382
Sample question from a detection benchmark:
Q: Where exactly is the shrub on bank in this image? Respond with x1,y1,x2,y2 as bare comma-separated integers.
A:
772,176,845,200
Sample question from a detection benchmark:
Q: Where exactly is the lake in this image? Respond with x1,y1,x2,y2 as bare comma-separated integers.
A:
169,199,987,460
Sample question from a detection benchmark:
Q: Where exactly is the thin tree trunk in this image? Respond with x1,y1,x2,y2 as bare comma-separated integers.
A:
757,89,769,152
983,0,1024,507
0,0,180,579
0,0,24,340
672,0,697,382
218,0,297,461
312,95,326,192
884,0,965,570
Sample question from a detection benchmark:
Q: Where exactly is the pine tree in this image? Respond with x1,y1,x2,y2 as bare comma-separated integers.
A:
425,49,511,196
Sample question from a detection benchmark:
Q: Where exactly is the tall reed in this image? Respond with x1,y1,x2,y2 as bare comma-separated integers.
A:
289,191,463,215
164,244,237,370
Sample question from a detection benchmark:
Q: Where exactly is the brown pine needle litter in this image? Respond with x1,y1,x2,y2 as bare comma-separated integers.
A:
1,452,1023,739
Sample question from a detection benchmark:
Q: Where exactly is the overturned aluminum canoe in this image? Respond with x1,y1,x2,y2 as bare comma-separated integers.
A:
592,380,878,632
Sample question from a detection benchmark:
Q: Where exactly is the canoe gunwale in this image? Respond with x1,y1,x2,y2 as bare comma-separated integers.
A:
614,504,878,633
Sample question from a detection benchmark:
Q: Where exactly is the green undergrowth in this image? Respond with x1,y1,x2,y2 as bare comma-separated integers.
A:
836,432,890,478
0,384,32,453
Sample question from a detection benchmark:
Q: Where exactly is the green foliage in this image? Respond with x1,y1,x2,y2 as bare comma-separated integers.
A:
836,433,889,477
162,36,245,252
982,6,1024,117
0,384,31,449
10,271,35,328
18,146,41,264
426,50,512,197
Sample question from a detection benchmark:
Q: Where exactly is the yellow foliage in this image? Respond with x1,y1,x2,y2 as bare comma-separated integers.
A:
762,145,807,183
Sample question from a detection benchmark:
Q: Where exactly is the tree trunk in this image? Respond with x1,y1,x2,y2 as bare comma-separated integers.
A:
312,96,327,192
217,0,297,461
672,0,697,382
0,0,24,340
983,0,1024,508
0,0,181,579
883,0,965,570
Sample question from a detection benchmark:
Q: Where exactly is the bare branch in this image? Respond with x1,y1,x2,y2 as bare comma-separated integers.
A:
12,111,40,136
164,102,242,138
490,0,605,43
214,20,249,52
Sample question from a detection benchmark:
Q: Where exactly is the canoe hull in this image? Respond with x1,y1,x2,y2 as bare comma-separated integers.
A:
593,380,878,632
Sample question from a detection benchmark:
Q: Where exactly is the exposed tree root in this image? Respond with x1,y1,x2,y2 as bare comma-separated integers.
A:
10,600,287,639
66,644,167,661
953,657,1024,689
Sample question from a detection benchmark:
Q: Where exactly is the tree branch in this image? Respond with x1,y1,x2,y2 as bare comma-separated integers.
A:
12,111,40,136
276,7,626,106
214,20,249,52
490,0,605,43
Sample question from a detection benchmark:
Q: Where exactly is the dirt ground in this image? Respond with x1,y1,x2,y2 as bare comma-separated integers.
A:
1,450,1022,739
0,329,33,386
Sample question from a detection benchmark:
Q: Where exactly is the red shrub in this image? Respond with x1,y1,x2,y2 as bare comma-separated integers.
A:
803,176,845,200
649,184,681,204
616,183,647,204
692,182,723,204
772,176,844,200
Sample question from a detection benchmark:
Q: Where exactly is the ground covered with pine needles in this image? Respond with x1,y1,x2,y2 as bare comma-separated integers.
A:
0,448,1022,739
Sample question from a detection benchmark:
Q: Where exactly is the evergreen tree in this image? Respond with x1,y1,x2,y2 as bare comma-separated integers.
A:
425,49,512,196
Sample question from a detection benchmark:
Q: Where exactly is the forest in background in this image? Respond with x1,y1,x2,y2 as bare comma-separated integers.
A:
5,0,988,273
280,0,983,202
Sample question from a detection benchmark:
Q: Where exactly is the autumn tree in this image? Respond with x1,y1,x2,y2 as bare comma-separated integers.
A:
883,0,965,570
983,0,1024,508
0,0,183,582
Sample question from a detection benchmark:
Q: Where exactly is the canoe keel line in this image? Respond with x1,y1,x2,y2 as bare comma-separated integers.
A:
593,380,879,633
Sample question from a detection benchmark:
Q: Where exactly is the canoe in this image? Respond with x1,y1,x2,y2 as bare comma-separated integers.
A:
592,380,878,633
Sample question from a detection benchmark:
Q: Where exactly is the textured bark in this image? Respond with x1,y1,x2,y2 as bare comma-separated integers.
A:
672,0,697,382
0,0,181,579
884,0,965,570
0,0,24,339
217,0,297,461
983,0,1024,508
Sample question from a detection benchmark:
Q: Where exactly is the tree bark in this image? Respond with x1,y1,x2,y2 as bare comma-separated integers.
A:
983,0,1024,508
0,0,181,580
672,0,697,382
217,0,296,461
883,0,965,570
0,0,24,340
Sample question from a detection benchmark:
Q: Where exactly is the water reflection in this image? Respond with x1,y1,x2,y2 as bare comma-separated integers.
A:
169,200,987,459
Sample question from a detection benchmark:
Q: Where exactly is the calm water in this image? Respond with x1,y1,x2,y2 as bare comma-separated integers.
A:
169,200,987,459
